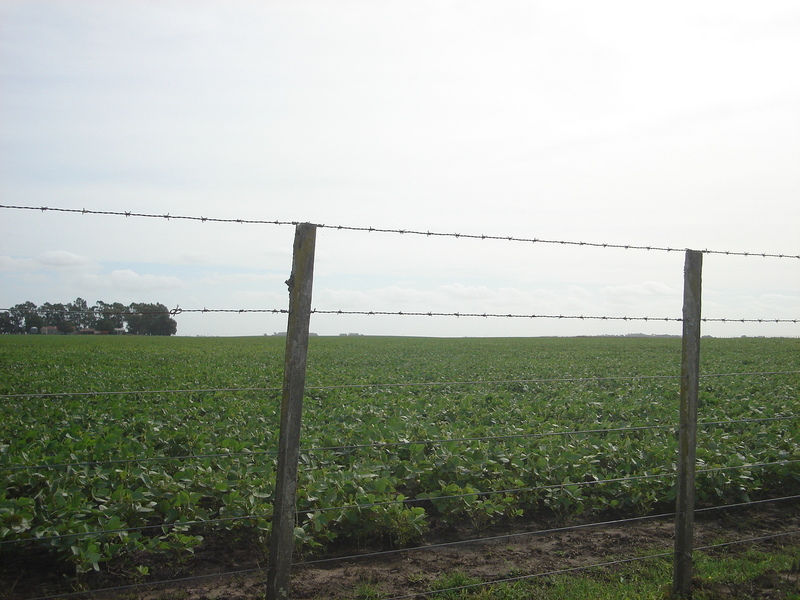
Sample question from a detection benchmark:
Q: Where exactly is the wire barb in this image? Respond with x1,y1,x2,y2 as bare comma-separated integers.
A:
1,204,798,259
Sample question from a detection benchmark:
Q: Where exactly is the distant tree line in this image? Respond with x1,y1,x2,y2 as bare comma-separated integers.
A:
0,298,178,336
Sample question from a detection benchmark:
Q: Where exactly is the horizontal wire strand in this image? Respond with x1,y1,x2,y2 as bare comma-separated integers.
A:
2,203,798,259
297,472,680,517
295,460,800,518
695,530,800,552
387,552,677,600
1,449,278,472
3,414,796,473
1,203,797,595
6,305,797,323
310,308,800,323
4,491,799,554
24,527,799,600
695,495,800,515
0,386,283,399
297,511,679,567
23,566,265,600
7,492,800,566
387,528,800,600
4,369,798,400
5,493,798,558
385,522,800,600
0,515,261,546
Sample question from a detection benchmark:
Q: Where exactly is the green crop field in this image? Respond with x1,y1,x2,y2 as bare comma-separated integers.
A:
1,335,798,578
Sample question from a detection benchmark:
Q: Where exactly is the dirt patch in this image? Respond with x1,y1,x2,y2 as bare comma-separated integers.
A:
3,502,799,600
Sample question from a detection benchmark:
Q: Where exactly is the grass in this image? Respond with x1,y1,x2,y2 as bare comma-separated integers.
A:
418,541,800,600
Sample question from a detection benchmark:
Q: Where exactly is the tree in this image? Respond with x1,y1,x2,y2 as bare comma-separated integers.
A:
4,307,24,333
0,312,14,334
93,301,127,333
12,301,41,333
40,302,74,333
67,297,94,330
3,298,179,335
126,303,177,336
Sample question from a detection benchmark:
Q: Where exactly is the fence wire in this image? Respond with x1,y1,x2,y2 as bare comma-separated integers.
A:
2,202,798,598
6,304,798,323
5,412,797,474
298,510,680,567
4,458,796,554
2,203,799,259
385,529,800,600
3,408,796,475
1,421,674,472
294,460,800,518
10,494,800,600
23,566,265,600
309,308,800,323
3,369,798,400
298,493,795,569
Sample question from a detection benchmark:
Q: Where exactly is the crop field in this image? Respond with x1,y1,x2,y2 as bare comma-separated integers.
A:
1,335,799,584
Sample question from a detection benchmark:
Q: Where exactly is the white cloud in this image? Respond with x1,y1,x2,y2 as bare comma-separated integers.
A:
179,251,214,264
83,269,185,293
0,255,37,272
36,250,91,267
1,2,797,336
318,283,606,318
600,282,678,306
200,272,285,286
230,290,286,305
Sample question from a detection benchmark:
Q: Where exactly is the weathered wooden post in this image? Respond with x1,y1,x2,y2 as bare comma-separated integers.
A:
673,249,703,598
267,223,317,600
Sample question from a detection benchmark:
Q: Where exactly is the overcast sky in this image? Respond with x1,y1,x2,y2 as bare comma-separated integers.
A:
1,1,798,337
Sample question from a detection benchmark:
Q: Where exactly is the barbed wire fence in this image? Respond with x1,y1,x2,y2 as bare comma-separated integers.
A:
3,204,800,259
0,205,798,600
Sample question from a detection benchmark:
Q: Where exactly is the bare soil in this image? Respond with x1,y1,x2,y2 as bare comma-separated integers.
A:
3,502,799,600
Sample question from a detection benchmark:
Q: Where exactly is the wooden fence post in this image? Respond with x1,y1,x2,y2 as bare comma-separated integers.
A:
673,249,703,598
267,223,317,600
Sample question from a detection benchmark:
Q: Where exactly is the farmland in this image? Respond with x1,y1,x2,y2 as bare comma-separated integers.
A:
0,335,798,588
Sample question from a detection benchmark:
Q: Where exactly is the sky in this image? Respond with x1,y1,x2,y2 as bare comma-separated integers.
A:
1,1,798,337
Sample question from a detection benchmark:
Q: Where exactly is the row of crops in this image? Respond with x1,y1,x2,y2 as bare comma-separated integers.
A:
1,335,798,581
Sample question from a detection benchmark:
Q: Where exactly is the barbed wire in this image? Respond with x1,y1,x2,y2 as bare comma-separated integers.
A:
0,306,193,317
4,304,797,324
2,201,797,597
2,204,798,259
309,308,799,323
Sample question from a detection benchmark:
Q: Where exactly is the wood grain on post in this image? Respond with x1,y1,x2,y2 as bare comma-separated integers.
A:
266,223,317,600
673,249,703,598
